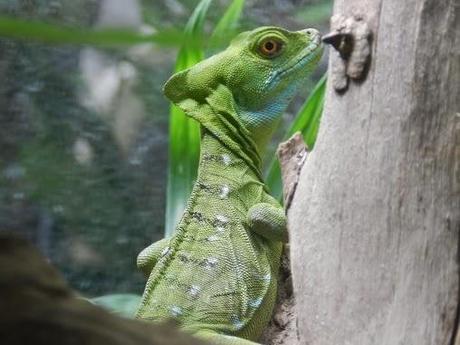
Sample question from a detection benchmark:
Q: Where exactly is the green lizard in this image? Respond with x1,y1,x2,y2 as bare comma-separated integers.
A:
136,26,323,345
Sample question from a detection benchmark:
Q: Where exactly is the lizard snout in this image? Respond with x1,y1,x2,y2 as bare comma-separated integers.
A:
299,28,321,44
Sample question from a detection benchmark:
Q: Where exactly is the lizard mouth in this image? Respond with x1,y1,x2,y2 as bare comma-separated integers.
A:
264,33,323,88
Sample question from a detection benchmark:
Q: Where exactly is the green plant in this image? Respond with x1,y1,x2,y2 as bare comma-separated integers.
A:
265,74,327,201
165,0,245,237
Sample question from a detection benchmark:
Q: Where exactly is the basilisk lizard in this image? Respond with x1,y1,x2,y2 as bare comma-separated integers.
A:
136,26,323,345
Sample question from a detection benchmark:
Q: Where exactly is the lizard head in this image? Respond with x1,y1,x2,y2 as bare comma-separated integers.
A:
164,26,323,152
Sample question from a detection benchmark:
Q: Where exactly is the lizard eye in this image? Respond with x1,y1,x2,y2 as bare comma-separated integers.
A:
258,38,283,58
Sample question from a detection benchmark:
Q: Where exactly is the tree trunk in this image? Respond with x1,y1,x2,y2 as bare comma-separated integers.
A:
289,0,459,344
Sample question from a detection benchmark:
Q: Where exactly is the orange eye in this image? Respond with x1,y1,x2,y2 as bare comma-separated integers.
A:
258,38,283,58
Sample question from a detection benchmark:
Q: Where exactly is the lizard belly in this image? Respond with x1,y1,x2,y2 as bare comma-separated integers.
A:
136,136,282,338
137,222,273,333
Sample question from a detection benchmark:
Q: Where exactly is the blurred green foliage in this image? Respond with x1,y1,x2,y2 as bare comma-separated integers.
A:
295,1,333,24
0,0,170,295
0,37,158,293
0,15,185,46
166,0,245,237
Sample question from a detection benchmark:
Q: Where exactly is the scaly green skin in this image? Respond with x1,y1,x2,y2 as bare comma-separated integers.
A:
136,26,322,345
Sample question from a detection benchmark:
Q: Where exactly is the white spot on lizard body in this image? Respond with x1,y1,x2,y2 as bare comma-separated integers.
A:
231,315,244,330
261,273,271,281
248,297,263,308
203,257,218,269
188,285,201,298
170,305,183,317
221,154,231,166
219,185,230,199
233,320,244,330
161,247,171,257
216,215,229,224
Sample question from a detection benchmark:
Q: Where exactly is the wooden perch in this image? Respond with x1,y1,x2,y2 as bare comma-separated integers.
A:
261,132,309,345
276,132,309,210
0,235,206,345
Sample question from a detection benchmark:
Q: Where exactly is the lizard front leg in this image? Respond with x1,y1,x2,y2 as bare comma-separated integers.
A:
137,238,170,277
247,203,287,243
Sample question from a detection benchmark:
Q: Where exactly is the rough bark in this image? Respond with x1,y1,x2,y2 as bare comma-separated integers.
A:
289,0,460,344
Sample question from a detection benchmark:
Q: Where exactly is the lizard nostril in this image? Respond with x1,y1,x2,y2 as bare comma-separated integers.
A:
303,28,319,38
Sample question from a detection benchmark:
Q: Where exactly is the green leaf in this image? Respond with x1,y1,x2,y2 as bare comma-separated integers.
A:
0,16,184,47
165,0,246,237
90,294,142,318
286,74,326,146
265,74,327,201
209,0,245,49
165,0,213,237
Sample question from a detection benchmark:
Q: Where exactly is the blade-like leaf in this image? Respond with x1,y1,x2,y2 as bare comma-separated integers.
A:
0,16,185,47
165,0,212,237
165,0,248,237
209,0,245,49
265,74,327,201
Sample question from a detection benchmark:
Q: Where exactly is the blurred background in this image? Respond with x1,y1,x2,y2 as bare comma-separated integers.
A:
0,0,331,297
